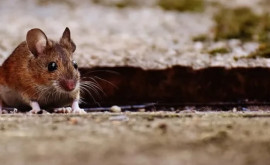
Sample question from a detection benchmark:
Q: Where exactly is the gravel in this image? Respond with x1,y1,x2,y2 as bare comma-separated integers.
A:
0,0,270,69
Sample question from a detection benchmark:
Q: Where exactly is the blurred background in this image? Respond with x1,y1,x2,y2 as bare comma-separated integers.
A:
0,0,270,69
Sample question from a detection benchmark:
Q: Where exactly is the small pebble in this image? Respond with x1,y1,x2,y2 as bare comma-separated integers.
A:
138,108,146,112
110,105,122,113
69,117,79,125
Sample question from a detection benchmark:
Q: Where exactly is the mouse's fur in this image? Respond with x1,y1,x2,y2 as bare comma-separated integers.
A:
0,28,85,113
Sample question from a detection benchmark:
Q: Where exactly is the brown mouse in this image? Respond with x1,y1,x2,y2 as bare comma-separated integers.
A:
0,27,86,114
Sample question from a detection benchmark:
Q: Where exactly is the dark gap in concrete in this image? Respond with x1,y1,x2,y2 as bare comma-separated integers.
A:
79,66,270,106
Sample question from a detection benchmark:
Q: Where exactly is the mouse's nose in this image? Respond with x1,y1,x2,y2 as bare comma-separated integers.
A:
60,79,76,91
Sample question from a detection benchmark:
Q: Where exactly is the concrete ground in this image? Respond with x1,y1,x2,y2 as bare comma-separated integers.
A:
0,111,270,165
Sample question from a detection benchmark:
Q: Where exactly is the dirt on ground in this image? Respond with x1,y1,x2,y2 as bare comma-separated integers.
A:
0,111,270,165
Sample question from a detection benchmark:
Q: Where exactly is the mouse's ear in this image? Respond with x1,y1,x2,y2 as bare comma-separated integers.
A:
26,28,48,57
60,27,76,53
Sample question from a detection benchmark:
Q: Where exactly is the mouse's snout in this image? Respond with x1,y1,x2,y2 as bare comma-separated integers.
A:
59,79,77,91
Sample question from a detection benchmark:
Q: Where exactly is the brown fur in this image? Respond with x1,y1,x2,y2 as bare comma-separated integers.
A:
0,28,80,109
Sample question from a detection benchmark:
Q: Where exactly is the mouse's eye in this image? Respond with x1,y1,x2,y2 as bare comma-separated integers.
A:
72,60,78,70
48,62,58,72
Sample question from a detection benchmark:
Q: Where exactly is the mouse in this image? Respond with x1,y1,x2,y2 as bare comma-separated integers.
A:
0,27,86,114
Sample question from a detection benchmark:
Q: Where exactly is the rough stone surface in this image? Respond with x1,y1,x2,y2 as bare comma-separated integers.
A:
0,112,270,165
0,0,270,69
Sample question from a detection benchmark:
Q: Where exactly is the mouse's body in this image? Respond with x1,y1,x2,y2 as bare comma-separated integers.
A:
0,28,85,114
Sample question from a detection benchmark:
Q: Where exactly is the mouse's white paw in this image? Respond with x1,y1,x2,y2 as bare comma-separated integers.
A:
28,109,40,114
28,109,48,114
72,108,86,114
54,107,72,113
28,101,48,114
71,100,86,114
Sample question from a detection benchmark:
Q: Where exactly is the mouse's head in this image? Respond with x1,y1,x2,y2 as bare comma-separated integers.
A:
26,27,80,94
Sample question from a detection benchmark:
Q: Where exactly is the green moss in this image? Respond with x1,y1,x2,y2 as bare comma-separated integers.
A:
115,1,131,8
247,43,270,58
208,47,230,55
233,56,239,61
92,0,136,8
214,7,270,42
193,34,208,42
158,0,204,12
92,0,205,10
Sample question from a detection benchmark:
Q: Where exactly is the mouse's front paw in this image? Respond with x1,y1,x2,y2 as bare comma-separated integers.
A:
54,107,72,113
28,109,40,114
72,108,86,114
28,109,48,114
